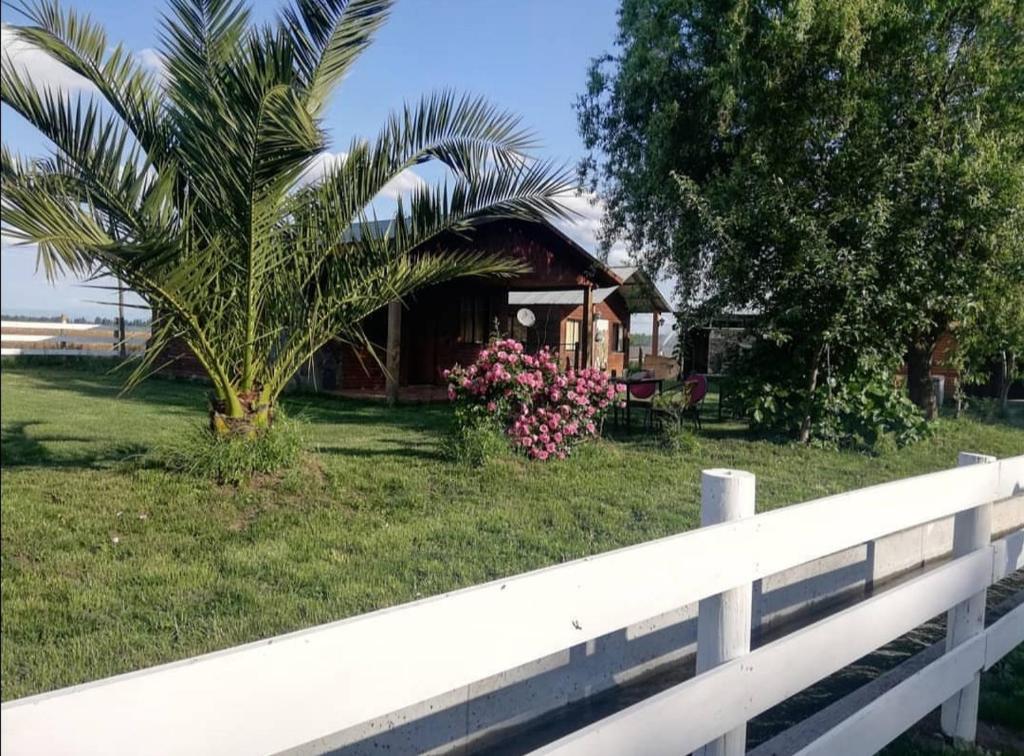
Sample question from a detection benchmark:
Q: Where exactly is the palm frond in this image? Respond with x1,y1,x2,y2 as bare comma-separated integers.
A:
8,0,166,159
281,0,392,115
2,0,578,419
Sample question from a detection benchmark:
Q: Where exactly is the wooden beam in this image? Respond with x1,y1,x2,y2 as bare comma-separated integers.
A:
622,315,631,373
581,286,593,368
651,311,660,357
385,300,402,406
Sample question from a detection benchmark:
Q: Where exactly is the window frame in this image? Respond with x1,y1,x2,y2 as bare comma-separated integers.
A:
459,295,489,344
565,318,582,349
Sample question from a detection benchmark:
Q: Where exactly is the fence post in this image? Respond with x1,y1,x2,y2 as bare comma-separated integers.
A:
939,451,995,742
696,469,756,756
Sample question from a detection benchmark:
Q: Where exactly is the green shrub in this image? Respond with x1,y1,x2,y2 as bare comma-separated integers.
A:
652,387,703,453
153,413,304,484
733,342,931,451
658,425,703,454
442,406,510,467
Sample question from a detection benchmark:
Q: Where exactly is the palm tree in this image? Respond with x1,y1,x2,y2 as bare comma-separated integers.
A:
1,0,574,435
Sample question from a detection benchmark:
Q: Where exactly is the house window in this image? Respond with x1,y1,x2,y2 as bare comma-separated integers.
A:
565,319,582,349
459,295,488,344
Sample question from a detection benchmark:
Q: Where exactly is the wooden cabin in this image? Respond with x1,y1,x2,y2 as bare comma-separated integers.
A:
160,218,671,400
310,220,670,400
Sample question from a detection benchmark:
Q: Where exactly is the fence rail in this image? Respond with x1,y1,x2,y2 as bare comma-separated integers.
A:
0,319,149,357
2,454,1022,756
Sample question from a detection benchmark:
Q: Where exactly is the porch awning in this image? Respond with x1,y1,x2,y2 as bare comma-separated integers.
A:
508,288,618,306
610,266,672,313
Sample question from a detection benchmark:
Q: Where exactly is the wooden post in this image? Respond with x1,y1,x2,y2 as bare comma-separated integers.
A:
622,316,631,373
385,300,402,406
940,451,995,742
59,313,67,349
117,278,127,357
580,286,593,369
696,469,755,756
651,311,660,357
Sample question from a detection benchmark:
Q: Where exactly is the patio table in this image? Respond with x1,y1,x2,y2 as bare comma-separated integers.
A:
621,376,663,430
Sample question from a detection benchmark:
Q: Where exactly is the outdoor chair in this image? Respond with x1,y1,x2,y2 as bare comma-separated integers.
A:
615,369,659,430
681,373,708,430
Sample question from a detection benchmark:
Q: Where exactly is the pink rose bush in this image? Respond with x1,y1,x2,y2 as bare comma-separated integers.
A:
444,338,625,460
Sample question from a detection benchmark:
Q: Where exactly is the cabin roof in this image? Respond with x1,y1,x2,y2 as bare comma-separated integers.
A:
343,217,621,288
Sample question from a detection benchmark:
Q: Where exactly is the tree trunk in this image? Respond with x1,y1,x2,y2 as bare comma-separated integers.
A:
209,390,273,437
906,338,938,420
999,351,1014,415
798,346,824,444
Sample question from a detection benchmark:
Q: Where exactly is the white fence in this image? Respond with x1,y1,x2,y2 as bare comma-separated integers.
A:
2,454,1022,756
0,320,149,357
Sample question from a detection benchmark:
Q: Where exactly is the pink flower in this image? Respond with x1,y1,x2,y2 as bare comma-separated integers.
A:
444,337,618,461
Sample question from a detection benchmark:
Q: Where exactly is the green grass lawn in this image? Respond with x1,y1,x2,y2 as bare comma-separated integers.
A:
2,361,1023,703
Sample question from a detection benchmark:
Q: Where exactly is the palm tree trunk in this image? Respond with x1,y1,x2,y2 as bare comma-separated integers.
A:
209,389,274,437
999,350,1015,416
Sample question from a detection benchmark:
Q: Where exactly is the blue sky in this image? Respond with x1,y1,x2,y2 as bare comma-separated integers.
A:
1,0,663,324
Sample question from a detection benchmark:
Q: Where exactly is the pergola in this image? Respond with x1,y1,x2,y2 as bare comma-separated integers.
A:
507,266,671,372
609,266,673,361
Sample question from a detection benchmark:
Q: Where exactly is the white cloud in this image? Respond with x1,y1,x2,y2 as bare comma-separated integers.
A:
378,168,425,200
1,26,165,94
551,191,632,266
135,48,166,79
296,151,345,186
1,24,95,92
297,151,425,201
549,192,678,324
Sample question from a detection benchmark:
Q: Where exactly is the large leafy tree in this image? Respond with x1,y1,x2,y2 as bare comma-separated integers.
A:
955,251,1024,414
1,0,574,435
866,2,1024,418
578,0,1023,437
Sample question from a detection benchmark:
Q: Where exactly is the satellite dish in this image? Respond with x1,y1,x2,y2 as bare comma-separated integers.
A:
516,308,536,328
